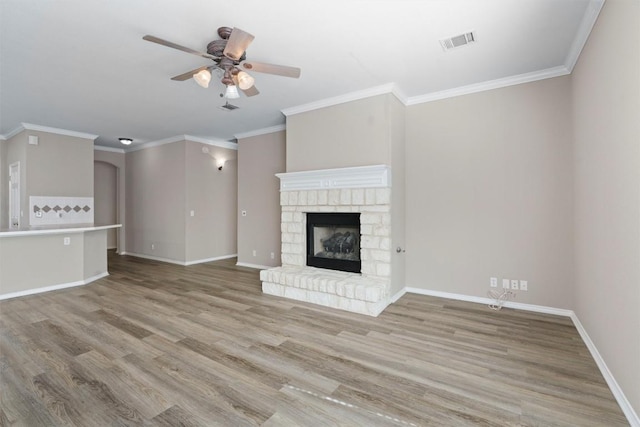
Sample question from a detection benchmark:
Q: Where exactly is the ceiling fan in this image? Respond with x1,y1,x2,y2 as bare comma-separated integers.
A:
143,27,300,99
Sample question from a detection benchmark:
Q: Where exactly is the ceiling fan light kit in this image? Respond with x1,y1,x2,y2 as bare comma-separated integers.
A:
193,69,212,88
143,26,300,102
236,71,255,90
224,85,240,99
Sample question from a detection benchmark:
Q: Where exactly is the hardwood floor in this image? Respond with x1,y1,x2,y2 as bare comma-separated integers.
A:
0,253,628,426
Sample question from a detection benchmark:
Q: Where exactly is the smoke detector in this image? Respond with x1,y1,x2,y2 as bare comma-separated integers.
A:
439,31,476,51
218,101,239,111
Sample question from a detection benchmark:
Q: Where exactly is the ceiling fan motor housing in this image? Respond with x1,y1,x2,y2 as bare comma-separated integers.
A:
207,39,246,62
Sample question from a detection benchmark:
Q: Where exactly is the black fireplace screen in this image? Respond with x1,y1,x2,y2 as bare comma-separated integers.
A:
306,212,361,273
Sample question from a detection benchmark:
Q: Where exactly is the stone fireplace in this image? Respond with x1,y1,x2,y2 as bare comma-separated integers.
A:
260,165,392,316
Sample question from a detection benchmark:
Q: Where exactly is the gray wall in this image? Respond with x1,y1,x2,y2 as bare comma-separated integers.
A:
236,130,286,267
388,95,406,297
125,139,238,264
405,76,574,309
286,96,392,172
571,0,640,415
26,130,94,198
185,140,237,263
125,141,186,262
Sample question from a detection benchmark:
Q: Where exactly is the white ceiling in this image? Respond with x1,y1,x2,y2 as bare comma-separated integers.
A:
0,0,602,149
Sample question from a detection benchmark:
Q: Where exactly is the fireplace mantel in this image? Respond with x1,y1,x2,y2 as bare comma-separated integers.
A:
276,165,391,191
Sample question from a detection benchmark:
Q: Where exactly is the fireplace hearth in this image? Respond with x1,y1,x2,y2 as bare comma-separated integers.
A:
307,212,361,273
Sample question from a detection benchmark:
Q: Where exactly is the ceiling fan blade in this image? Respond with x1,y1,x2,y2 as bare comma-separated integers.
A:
223,28,255,61
171,66,211,81
242,62,301,78
241,85,260,97
143,35,217,60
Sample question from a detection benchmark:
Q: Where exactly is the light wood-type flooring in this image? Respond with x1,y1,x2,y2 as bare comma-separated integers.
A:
0,252,629,426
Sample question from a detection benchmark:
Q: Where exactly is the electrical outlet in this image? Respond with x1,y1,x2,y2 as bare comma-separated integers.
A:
151,244,155,250
511,280,519,290
502,279,510,289
490,277,498,288
190,210,195,217
520,280,528,291
252,250,257,257
270,252,275,259
63,237,70,246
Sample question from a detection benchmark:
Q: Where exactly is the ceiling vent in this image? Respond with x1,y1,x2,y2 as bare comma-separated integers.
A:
440,31,476,51
218,102,239,111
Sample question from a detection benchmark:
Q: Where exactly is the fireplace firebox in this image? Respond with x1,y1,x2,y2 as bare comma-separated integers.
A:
306,212,361,273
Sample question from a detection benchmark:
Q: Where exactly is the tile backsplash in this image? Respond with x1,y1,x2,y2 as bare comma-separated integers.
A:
30,196,94,226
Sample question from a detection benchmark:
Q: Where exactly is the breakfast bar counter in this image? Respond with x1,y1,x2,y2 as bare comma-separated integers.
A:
0,224,121,299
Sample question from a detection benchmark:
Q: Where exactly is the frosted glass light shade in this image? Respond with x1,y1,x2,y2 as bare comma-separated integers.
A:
193,69,211,88
225,85,240,99
236,71,255,90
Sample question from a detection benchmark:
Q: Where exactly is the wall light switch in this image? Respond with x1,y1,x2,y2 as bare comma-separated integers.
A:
190,210,195,217
502,279,510,289
242,210,247,217
520,280,528,291
63,237,70,245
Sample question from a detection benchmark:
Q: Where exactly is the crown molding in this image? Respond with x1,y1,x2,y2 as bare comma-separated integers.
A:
185,135,238,150
124,135,184,152
234,124,286,140
281,63,571,113
2,125,26,140
282,83,406,116
564,0,605,72
125,134,237,153
405,66,570,105
94,145,125,153
20,123,98,140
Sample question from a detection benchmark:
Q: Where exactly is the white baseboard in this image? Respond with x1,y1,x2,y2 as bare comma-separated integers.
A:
236,262,275,270
119,252,185,265
403,287,573,316
0,271,109,301
397,286,639,426
390,287,407,303
570,313,640,426
120,252,237,266
185,254,237,266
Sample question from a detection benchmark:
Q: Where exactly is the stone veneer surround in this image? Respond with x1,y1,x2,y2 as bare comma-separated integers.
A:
260,165,393,316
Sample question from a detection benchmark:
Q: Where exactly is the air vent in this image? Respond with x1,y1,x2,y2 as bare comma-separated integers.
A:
439,31,476,51
218,102,239,111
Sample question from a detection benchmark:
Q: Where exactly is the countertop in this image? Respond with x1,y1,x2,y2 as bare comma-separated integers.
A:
0,224,121,238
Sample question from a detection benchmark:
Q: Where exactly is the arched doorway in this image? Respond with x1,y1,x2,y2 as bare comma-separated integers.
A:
94,161,118,250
